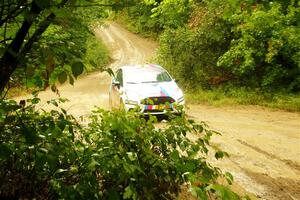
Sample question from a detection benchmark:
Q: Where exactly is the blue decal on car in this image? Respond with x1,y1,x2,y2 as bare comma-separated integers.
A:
160,86,169,97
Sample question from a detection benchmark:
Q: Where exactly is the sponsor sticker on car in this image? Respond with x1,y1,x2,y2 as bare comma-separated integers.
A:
144,104,173,110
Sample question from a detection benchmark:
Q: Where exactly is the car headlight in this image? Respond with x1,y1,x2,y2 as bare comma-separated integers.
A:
125,99,139,105
177,96,184,103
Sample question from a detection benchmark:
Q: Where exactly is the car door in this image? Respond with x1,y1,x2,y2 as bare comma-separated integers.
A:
111,69,123,108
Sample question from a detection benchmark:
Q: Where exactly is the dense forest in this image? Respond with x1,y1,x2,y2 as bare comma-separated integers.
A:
0,0,299,199
0,1,248,199
119,0,300,93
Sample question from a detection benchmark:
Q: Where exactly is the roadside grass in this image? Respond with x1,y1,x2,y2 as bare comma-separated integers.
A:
185,88,300,112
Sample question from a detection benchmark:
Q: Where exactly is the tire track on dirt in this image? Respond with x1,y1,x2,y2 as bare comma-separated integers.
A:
237,139,300,172
188,105,300,199
226,156,300,200
244,170,300,200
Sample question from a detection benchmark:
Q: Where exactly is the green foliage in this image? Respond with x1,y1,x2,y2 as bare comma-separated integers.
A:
116,0,192,37
0,98,85,199
157,12,232,89
147,0,192,29
18,3,107,88
1,0,111,93
116,2,162,37
217,0,300,91
154,1,233,89
150,0,300,92
83,34,109,72
185,87,300,112
0,98,240,199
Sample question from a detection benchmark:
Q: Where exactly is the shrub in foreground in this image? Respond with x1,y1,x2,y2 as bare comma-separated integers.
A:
0,98,241,199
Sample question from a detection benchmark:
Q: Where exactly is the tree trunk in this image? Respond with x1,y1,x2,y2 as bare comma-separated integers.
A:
0,1,42,93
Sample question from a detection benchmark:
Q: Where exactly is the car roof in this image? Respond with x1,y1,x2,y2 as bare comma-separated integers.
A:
120,64,166,74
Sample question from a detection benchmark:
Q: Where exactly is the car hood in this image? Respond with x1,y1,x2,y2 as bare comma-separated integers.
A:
124,81,183,101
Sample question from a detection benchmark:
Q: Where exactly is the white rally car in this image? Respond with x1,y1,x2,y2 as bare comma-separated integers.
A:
109,64,185,115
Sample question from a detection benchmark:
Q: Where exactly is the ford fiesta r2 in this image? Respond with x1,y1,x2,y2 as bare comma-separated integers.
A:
109,64,185,115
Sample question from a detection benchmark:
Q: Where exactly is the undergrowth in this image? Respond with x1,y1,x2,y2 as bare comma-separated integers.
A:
185,87,300,112
0,97,248,199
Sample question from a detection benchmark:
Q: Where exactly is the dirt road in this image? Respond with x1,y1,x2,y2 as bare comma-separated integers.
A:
188,105,300,199
16,22,300,199
16,22,157,119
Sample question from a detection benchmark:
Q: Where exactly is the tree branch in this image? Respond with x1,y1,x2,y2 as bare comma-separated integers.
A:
19,13,56,62
0,1,29,27
0,37,12,44
0,1,43,92
0,0,73,93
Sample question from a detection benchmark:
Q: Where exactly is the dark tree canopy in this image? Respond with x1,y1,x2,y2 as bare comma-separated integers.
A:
0,0,120,94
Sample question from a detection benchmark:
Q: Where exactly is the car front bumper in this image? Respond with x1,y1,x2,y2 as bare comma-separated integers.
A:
124,101,185,115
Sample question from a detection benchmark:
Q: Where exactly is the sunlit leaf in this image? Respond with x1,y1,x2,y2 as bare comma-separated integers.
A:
225,172,234,185
123,185,134,199
55,168,68,174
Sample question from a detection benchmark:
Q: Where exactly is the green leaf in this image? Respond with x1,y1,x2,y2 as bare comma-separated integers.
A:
33,75,43,88
190,186,208,200
88,158,100,171
72,61,84,78
0,144,12,159
46,55,55,73
35,0,51,9
123,186,133,199
225,172,234,185
215,151,223,159
30,97,41,104
55,168,68,174
47,99,59,107
22,127,37,145
208,184,239,200
89,60,98,67
127,152,136,161
170,150,180,160
108,189,121,200
215,150,229,159
57,118,66,131
51,84,57,92
58,71,68,84
39,147,49,154
104,68,114,77
26,66,35,77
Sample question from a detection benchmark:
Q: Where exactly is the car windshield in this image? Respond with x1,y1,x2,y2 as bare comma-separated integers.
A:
125,69,172,84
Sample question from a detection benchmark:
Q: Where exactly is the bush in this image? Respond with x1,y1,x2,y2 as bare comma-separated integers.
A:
0,98,240,199
217,1,300,91
0,98,85,199
157,2,232,89
157,0,300,92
